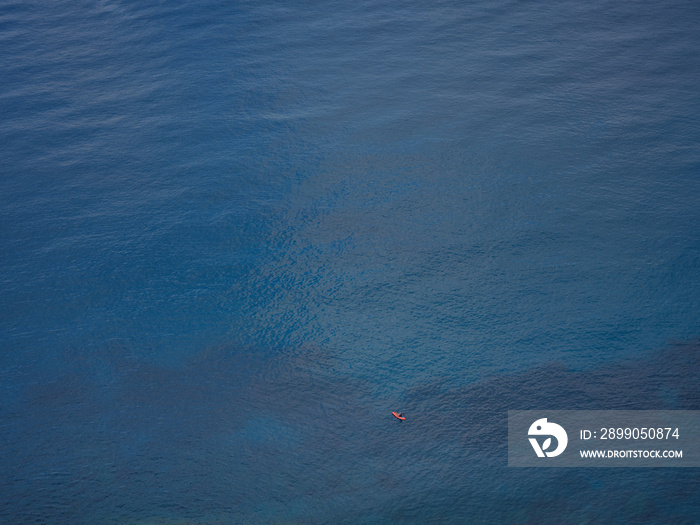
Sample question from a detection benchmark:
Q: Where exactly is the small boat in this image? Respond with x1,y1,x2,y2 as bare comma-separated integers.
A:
392,411,406,420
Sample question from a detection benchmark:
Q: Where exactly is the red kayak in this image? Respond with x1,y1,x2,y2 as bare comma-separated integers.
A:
392,411,406,420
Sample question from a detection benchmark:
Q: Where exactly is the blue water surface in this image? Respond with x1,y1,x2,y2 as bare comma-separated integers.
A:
1,0,699,522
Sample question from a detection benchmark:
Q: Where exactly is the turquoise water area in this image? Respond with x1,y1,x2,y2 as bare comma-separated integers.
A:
1,0,699,522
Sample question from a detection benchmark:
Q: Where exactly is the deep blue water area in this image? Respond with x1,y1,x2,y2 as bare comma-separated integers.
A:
1,0,699,522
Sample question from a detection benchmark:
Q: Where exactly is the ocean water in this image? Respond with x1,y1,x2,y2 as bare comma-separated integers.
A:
1,0,699,522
